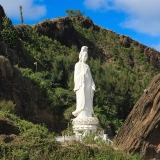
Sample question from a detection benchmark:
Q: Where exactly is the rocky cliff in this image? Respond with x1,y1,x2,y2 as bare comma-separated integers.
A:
115,73,160,160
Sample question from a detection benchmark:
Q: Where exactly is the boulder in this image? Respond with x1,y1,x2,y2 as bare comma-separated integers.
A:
0,117,20,135
0,116,20,143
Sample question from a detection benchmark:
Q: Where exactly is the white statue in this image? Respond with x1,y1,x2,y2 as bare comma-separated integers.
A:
72,46,96,118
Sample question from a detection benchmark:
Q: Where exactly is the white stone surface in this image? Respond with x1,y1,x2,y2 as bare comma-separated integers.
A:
72,117,99,133
56,136,75,142
56,134,113,145
72,46,98,134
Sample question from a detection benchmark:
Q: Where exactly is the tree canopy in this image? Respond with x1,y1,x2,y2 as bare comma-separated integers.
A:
66,10,85,17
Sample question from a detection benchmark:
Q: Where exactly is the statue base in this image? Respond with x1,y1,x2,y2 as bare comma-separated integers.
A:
72,117,99,138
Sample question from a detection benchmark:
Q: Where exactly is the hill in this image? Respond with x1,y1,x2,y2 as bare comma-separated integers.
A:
0,5,159,136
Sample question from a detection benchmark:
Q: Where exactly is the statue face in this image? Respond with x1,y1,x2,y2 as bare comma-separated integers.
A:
81,52,88,63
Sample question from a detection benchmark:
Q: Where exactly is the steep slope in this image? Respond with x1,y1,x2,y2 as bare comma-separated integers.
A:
115,73,160,160
15,16,160,71
32,17,160,70
0,55,60,131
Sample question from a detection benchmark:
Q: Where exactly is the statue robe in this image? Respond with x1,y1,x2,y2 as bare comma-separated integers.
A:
72,62,95,118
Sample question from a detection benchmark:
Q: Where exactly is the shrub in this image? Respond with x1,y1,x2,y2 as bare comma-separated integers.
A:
0,100,15,113
0,16,18,48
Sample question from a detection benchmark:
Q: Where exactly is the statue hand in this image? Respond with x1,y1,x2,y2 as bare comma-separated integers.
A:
92,85,96,91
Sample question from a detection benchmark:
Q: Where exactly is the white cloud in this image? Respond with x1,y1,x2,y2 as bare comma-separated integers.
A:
83,0,113,10
114,0,160,36
84,0,160,36
0,0,46,21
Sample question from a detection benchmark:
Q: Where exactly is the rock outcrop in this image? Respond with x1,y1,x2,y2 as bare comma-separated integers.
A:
119,35,160,70
0,117,19,135
0,117,20,143
33,17,80,48
115,74,160,160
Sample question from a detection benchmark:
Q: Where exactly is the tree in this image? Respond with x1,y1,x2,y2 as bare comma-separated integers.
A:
66,10,85,17
19,5,24,25
0,16,18,48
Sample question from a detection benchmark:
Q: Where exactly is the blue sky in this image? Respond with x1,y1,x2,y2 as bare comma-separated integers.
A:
1,0,160,51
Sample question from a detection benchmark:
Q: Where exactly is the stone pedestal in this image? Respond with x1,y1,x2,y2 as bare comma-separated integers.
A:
72,117,99,137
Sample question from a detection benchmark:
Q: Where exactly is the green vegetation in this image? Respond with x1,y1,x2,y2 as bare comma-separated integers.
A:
0,111,141,159
66,10,85,17
11,16,158,132
0,100,15,113
0,16,18,48
0,13,158,159
0,111,57,159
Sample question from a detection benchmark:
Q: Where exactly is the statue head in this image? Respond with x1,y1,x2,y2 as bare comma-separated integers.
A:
81,51,88,63
79,46,88,61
